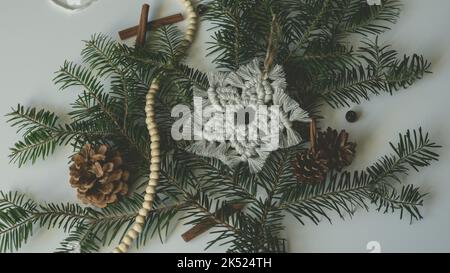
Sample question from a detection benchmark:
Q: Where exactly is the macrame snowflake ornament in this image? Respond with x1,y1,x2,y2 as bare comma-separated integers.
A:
188,59,310,173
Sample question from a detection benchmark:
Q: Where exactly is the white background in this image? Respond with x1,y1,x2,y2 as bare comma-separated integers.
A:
0,0,449,253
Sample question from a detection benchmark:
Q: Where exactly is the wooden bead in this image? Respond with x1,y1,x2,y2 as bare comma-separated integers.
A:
186,35,194,42
146,185,156,194
118,243,128,253
143,202,153,210
148,123,158,130
187,24,197,31
147,119,156,125
148,179,158,187
150,128,159,136
128,229,139,239
151,149,160,157
113,0,198,254
188,19,197,26
145,114,154,121
151,135,161,142
146,98,155,105
186,36,194,43
150,172,160,180
138,208,149,217
188,20,197,27
136,215,146,224
189,12,198,19
186,29,195,37
144,194,154,201
132,223,143,233
123,235,133,246
151,142,160,150
151,155,160,163
150,163,160,171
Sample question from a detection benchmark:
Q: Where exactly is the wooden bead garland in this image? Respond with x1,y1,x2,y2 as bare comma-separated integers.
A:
113,0,197,253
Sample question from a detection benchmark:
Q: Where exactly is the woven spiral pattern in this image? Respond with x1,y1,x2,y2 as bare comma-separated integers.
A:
188,60,311,173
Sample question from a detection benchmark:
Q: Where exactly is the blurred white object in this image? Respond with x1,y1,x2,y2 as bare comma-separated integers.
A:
367,0,381,5
51,0,96,10
366,241,382,253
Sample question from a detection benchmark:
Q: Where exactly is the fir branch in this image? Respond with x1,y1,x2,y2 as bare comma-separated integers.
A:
82,34,134,128
0,191,184,253
170,63,210,91
284,0,332,63
204,0,266,70
280,128,440,224
36,203,94,232
370,184,426,222
7,105,59,135
386,53,431,92
9,131,59,167
369,128,440,184
318,39,431,108
178,153,258,202
56,224,101,253
147,25,185,64
339,0,401,36
55,61,115,122
55,62,149,161
299,42,359,72
0,192,38,252
319,65,386,108
7,105,115,166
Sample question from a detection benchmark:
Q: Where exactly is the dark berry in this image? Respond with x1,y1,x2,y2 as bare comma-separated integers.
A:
345,110,358,123
197,4,208,16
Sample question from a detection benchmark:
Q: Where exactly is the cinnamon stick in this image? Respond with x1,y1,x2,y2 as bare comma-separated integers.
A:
119,13,185,40
181,220,216,243
136,4,150,47
182,203,246,242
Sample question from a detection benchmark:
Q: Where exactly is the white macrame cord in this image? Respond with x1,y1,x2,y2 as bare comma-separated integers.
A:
188,59,311,173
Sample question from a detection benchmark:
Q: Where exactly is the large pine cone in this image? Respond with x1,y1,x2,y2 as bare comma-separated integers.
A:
316,128,356,171
69,144,129,208
292,150,329,184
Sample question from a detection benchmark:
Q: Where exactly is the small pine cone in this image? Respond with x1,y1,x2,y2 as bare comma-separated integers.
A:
292,150,329,184
69,144,129,208
316,128,357,171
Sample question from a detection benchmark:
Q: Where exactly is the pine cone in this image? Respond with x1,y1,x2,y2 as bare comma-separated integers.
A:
69,144,129,208
292,150,329,184
316,128,356,171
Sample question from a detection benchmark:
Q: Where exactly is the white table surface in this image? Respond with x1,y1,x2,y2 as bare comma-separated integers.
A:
0,0,449,253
